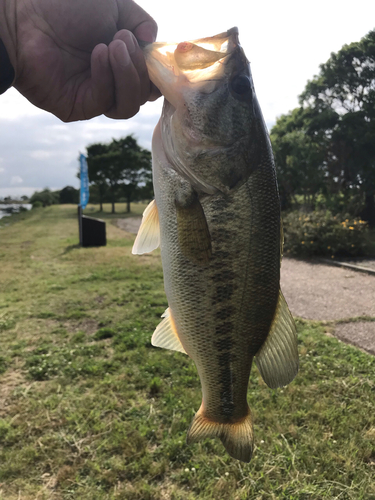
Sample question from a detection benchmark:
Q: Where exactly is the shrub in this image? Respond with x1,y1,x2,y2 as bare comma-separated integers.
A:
30,188,59,207
282,210,369,258
32,201,43,208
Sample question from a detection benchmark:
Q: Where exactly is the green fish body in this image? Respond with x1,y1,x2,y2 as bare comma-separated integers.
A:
133,28,298,462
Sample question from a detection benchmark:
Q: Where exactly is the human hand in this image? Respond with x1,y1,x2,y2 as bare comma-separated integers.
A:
0,0,159,121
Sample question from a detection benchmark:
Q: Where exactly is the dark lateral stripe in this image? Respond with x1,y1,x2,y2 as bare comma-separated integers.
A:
215,321,233,337
216,308,234,321
216,283,235,300
214,337,234,352
218,351,235,416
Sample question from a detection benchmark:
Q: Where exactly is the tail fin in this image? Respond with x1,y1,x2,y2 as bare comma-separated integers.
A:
186,406,254,462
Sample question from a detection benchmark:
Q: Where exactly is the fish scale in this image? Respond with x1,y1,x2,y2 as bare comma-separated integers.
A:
132,28,299,462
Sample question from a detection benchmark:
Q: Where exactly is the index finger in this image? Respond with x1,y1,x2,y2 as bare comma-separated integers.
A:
117,0,158,42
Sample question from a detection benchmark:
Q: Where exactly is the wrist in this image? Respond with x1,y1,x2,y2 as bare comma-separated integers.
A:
0,38,15,94
0,1,17,93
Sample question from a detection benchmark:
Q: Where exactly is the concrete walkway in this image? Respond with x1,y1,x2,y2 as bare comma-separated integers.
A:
281,257,375,356
281,258,375,321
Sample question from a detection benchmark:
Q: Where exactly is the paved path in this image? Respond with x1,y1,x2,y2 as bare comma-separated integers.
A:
281,258,375,321
281,258,375,356
117,218,375,355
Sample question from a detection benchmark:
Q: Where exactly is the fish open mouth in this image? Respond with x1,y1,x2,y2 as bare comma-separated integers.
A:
141,27,246,91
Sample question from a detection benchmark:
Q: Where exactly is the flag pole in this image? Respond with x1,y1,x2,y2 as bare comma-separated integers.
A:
78,153,89,246
78,204,83,246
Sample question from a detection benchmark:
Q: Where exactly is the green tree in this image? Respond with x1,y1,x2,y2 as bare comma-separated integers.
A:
299,29,375,225
59,186,79,204
85,135,152,214
136,179,154,202
86,144,110,212
30,188,59,207
88,183,108,209
111,136,152,213
270,107,328,210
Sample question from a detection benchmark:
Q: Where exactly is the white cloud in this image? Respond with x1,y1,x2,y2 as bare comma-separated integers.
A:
11,176,23,185
0,109,160,193
29,150,53,160
0,88,45,120
0,167,5,173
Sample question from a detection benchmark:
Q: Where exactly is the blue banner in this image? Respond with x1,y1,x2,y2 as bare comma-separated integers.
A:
80,153,89,210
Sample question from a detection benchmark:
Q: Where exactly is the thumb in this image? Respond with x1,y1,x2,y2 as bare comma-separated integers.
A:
117,0,158,42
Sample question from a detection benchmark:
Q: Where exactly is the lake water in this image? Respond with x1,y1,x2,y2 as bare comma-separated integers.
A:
0,204,32,219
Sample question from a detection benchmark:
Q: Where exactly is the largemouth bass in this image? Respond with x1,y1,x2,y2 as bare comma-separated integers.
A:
132,27,298,463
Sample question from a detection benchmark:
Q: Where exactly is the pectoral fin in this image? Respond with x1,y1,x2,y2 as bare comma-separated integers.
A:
255,290,298,389
132,200,160,255
175,189,212,266
152,308,187,354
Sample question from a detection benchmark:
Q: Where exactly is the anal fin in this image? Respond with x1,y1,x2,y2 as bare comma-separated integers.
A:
132,199,160,255
152,307,187,354
255,290,299,389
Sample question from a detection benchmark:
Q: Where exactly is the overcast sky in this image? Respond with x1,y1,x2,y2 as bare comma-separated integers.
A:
0,0,374,198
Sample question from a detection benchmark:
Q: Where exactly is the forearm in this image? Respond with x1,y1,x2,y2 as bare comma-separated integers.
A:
0,0,17,93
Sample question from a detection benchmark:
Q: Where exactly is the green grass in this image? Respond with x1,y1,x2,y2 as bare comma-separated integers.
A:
0,205,375,499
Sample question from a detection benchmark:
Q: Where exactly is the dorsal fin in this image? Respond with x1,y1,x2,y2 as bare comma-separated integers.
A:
255,290,298,388
152,308,187,354
132,200,160,255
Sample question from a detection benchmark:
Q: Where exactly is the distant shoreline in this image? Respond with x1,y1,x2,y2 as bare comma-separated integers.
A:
0,203,32,219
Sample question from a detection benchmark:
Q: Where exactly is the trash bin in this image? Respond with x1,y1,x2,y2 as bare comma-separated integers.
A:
81,215,106,247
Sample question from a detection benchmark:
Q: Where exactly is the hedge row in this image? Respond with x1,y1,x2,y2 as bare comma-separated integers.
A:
282,211,369,258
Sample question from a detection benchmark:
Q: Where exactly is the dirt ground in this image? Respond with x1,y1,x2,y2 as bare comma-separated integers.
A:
117,218,375,356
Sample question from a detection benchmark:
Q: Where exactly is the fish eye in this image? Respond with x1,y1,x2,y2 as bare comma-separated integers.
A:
230,75,251,95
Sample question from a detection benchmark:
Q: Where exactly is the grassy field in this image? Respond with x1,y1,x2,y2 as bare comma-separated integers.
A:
0,205,375,500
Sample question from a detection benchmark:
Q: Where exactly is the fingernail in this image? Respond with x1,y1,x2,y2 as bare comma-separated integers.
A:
134,21,157,43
